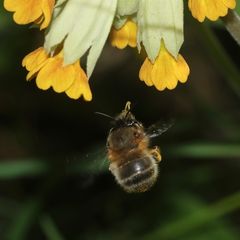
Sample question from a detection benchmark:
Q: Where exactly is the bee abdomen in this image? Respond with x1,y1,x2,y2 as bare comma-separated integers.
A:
114,156,158,193
122,167,158,193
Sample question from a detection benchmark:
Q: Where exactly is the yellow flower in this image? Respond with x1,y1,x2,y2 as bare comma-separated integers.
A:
4,0,55,29
139,42,190,91
22,47,49,80
22,48,92,101
110,20,137,49
188,0,236,22
65,65,92,101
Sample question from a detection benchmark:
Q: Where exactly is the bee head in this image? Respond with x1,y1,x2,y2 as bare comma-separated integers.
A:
111,101,137,129
107,102,145,151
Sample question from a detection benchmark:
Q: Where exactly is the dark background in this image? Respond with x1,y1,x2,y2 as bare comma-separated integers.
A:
0,2,240,240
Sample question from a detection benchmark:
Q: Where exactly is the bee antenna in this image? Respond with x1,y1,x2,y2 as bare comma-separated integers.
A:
125,109,131,118
124,101,132,118
124,101,131,112
95,112,115,120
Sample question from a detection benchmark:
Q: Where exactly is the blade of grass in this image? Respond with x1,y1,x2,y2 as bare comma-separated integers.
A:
5,173,62,240
6,199,41,240
142,191,240,240
167,143,240,158
40,214,65,240
0,159,49,179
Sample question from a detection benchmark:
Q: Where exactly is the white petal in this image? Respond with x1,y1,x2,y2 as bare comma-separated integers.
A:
137,0,184,61
63,0,116,63
44,0,80,52
116,0,139,16
44,0,117,77
52,0,67,18
86,0,118,77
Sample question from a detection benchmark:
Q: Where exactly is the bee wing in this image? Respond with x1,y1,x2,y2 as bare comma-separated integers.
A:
146,120,174,138
68,144,108,175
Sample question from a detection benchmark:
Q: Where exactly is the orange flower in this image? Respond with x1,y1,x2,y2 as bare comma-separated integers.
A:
22,47,92,101
139,42,190,91
4,0,55,29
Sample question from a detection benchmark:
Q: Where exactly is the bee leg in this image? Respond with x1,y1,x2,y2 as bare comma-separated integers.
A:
150,146,162,162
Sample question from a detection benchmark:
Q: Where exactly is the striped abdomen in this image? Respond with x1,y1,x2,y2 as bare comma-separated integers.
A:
110,154,158,193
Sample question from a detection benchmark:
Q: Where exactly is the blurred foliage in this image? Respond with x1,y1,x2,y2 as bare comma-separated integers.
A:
0,2,240,240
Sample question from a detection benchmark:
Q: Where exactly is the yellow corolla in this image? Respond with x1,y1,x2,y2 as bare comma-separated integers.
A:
139,42,190,91
22,48,92,101
4,0,55,29
188,0,236,22
110,20,137,49
65,65,92,101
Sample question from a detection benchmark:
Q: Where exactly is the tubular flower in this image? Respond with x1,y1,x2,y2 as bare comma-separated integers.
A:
188,0,236,22
22,47,92,101
4,0,55,29
4,0,201,101
44,0,118,77
139,41,190,91
22,47,49,80
110,20,137,49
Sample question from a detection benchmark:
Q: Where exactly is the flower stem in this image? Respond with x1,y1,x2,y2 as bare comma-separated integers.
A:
195,22,240,98
221,10,240,46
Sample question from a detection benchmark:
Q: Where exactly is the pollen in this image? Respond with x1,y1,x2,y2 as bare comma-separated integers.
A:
4,0,55,29
188,0,236,22
139,42,190,91
22,48,92,101
110,20,137,49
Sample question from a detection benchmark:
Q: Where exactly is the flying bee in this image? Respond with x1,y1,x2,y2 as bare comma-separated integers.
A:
105,101,173,193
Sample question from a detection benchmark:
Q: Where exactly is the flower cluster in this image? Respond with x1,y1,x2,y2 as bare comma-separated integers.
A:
4,0,236,101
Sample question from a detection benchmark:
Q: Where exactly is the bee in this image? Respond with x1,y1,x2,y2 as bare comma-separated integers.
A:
106,101,173,193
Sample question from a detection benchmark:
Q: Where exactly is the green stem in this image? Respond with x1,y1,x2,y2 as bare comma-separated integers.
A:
221,10,240,46
193,20,240,97
40,214,65,240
